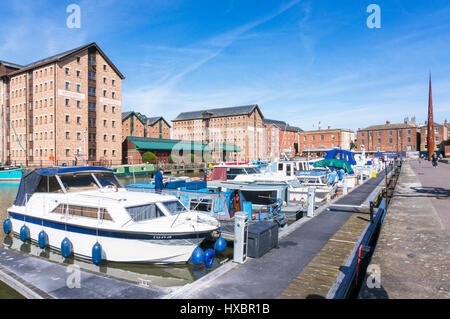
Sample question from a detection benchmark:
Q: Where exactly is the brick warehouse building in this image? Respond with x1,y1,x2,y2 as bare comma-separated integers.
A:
356,118,419,153
122,111,171,141
0,43,124,166
263,118,302,159
172,105,265,162
299,127,355,154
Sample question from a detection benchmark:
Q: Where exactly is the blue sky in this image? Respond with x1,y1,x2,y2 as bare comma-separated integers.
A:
1,0,449,131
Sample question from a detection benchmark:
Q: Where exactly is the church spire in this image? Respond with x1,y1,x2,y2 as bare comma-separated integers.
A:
427,73,435,160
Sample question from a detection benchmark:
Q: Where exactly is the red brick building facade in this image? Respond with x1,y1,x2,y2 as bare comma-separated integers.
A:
0,43,124,166
356,120,419,153
299,128,355,153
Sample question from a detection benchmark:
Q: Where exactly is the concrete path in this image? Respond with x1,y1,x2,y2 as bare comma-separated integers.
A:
0,247,167,299
358,160,450,299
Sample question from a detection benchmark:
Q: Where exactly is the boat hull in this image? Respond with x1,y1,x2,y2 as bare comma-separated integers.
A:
9,213,209,263
0,168,22,182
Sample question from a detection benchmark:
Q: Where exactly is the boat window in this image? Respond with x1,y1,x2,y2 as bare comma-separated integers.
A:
36,176,64,193
160,200,188,215
244,167,262,174
95,172,122,188
278,163,283,171
58,173,99,192
189,198,213,212
241,190,277,205
226,168,245,180
286,164,292,176
52,204,112,220
126,204,165,222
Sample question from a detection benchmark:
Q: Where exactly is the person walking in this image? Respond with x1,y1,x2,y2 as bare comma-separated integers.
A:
155,168,164,194
432,153,438,168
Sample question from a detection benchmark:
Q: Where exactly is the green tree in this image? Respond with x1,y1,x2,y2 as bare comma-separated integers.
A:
142,151,156,164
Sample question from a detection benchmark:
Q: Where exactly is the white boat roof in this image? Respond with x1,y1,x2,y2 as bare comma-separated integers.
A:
65,188,177,207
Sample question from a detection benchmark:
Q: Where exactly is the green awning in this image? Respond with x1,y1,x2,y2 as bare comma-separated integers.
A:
129,137,211,152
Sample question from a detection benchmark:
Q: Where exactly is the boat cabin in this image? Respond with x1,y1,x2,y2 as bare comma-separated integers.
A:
209,164,262,181
13,167,122,206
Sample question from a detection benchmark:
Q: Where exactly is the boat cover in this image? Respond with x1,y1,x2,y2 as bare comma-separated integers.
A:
324,149,356,165
13,167,114,206
313,159,354,174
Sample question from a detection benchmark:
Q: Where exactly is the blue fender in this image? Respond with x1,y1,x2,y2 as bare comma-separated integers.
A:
204,249,215,269
214,236,226,252
92,242,102,265
20,225,30,242
61,237,73,258
3,219,12,235
38,230,49,249
191,247,204,265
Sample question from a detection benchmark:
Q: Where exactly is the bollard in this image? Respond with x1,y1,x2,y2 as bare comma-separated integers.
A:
233,211,248,264
343,177,348,195
307,187,315,218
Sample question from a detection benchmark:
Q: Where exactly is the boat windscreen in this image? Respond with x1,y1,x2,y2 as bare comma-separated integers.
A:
160,200,188,215
244,167,262,174
241,190,277,205
59,173,99,192
95,172,122,188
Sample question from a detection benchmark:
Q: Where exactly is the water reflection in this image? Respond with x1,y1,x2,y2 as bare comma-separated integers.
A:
0,174,232,288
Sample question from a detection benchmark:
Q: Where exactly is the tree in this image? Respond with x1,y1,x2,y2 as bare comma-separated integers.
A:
142,151,156,164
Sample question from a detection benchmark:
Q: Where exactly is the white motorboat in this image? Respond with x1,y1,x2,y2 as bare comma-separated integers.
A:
233,168,337,204
5,167,219,263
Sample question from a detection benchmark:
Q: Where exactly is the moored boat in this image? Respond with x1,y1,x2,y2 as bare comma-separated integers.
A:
0,165,22,182
4,166,219,263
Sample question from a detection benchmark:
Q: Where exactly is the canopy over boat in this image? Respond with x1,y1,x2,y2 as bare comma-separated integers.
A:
324,149,356,166
13,166,115,206
313,159,354,174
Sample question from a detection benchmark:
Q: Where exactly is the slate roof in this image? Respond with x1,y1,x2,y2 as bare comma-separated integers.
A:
173,104,262,121
7,42,125,79
263,118,303,132
359,122,419,131
121,111,146,125
0,60,24,70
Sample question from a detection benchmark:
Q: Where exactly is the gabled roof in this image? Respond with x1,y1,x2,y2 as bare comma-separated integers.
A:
7,42,125,79
144,116,172,128
263,118,287,127
122,111,146,125
263,118,302,132
173,104,263,121
0,60,24,70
